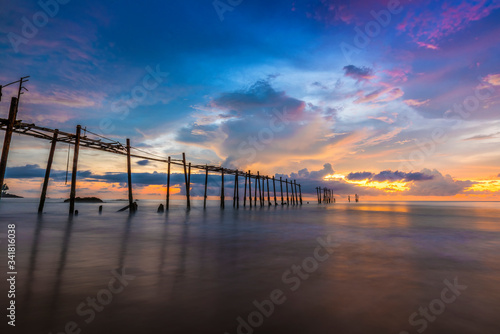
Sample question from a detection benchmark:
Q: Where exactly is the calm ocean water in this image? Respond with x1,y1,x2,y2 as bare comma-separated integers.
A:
0,199,499,334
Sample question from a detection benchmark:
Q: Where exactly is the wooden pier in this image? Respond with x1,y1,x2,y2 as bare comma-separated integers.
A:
0,113,304,214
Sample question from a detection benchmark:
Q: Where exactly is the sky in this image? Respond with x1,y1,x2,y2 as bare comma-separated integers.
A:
1,0,500,201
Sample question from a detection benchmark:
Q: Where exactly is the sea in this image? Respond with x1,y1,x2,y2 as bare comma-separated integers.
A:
0,198,499,334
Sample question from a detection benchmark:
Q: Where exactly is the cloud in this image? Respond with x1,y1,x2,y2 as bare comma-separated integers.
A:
464,132,500,141
287,163,335,180
372,170,434,182
5,164,91,180
346,172,374,181
484,73,500,86
404,99,430,107
136,160,150,166
281,164,383,196
354,87,404,104
343,65,376,82
398,1,500,48
406,169,475,196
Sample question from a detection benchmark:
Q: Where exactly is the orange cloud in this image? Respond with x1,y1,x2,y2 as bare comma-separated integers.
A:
484,73,500,86
404,99,430,107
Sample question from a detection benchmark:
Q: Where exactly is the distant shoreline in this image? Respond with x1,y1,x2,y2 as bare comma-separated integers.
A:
1,194,23,198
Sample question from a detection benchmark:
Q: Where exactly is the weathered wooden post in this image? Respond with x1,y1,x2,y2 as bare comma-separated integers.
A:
293,180,299,205
248,170,252,208
233,171,237,208
261,177,265,207
236,170,240,208
266,177,271,206
182,153,190,209
243,172,247,207
204,164,208,209
166,156,171,210
291,180,295,205
299,184,303,205
69,125,81,215
220,169,225,209
0,97,18,200
255,172,259,207
38,129,59,213
126,138,135,212
188,163,191,187
272,176,277,206
280,177,284,205
286,179,289,205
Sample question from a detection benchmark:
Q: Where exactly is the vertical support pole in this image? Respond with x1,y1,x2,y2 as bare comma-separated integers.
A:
293,180,299,205
290,180,295,205
220,169,225,209
260,177,266,206
254,172,259,207
126,138,134,212
38,129,59,213
182,153,190,209
204,164,208,209
166,156,171,210
233,172,237,208
286,179,289,205
280,177,284,205
267,177,271,206
0,97,18,200
273,176,277,206
248,170,252,208
188,162,191,196
236,171,239,209
299,184,303,205
243,172,247,207
69,125,81,215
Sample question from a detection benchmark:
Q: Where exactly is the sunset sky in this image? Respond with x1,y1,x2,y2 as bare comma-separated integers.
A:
1,0,500,201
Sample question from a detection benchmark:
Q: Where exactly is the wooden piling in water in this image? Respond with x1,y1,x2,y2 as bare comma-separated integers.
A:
182,153,190,209
255,172,259,207
280,177,284,205
204,164,208,209
220,169,225,209
293,180,299,205
166,156,171,210
261,177,265,207
286,179,289,205
126,138,135,212
38,129,59,213
243,172,247,207
236,170,239,208
273,176,277,206
233,171,237,208
69,125,81,215
267,177,271,206
248,170,252,208
0,97,18,200
299,184,303,205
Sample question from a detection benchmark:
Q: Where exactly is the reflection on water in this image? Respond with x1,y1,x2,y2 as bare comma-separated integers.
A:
1,199,499,334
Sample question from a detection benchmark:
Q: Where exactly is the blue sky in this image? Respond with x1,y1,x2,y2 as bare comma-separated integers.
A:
1,0,500,199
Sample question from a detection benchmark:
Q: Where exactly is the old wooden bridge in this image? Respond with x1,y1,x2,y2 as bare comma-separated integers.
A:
0,96,303,214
